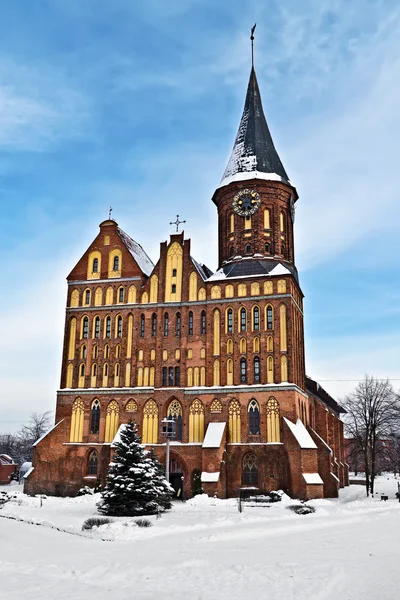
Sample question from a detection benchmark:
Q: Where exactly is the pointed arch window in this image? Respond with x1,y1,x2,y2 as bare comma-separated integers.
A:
253,306,260,331
94,316,100,338
85,290,91,305
140,314,145,337
240,308,246,332
188,311,193,335
167,400,183,442
116,315,123,338
254,356,260,383
82,316,89,339
201,310,206,335
105,400,119,443
228,400,241,443
88,450,98,475
142,399,158,444
248,399,260,434
93,258,99,273
104,344,110,359
113,256,119,271
81,345,87,359
266,305,273,330
265,242,270,254
151,313,157,336
105,316,111,338
227,308,233,333
189,399,205,443
164,313,169,336
90,399,100,434
118,287,124,303
266,397,280,442
240,357,247,383
242,453,258,486
70,398,84,442
176,312,181,337
227,338,233,354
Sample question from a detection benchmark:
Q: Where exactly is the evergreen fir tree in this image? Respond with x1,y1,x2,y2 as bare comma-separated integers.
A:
98,421,173,516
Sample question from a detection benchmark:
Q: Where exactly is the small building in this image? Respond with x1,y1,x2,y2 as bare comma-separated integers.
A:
0,454,18,485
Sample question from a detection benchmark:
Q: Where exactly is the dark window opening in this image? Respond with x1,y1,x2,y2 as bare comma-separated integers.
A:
113,256,119,271
117,316,122,337
240,308,246,332
227,309,233,333
119,288,124,302
240,357,247,383
253,306,259,331
172,268,177,277
242,453,258,486
249,401,260,434
174,367,180,386
164,313,169,336
88,451,98,475
171,284,176,294
168,367,174,386
254,357,260,383
267,307,273,330
176,312,181,337
83,317,89,339
265,243,270,254
92,258,98,273
201,310,206,334
188,311,193,335
140,314,145,337
162,367,167,386
94,317,100,338
152,313,157,337
90,401,100,434
85,290,90,305
245,244,252,254
105,317,111,338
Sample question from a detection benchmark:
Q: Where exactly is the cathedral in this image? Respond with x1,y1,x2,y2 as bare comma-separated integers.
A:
25,62,348,500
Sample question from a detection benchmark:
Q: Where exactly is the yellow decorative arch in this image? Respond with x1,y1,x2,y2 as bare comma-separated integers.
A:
193,367,200,386
94,287,103,306
78,363,85,387
264,208,270,229
228,400,241,443
266,397,280,442
264,281,273,295
240,338,246,353
225,284,234,298
277,279,287,293
189,399,205,442
230,213,235,233
187,367,193,387
66,363,74,388
200,347,206,359
102,363,109,387
70,289,79,307
213,309,220,356
126,314,133,359
213,359,220,386
280,212,285,232
105,400,120,442
189,271,198,301
150,349,156,360
198,287,206,301
165,241,183,302
251,282,260,296
137,367,143,387
210,398,222,413
108,248,122,278
281,355,288,382
280,304,287,351
142,399,158,444
90,363,97,387
267,335,273,352
141,291,149,304
125,398,137,412
200,366,205,386
211,285,221,299
127,285,137,304
238,283,247,297
70,398,84,442
227,338,233,354
253,337,260,353
227,358,233,385
150,366,155,386
87,250,101,280
114,363,120,387
267,356,274,383
105,286,114,305
68,318,77,360
125,362,131,387
149,274,158,303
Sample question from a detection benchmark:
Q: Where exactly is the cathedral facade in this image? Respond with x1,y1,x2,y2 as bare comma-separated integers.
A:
25,66,348,500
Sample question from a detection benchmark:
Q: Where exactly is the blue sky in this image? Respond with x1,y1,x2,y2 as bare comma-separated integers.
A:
1,0,400,431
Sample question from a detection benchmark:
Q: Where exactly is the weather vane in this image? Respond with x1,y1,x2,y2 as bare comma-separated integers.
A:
170,215,186,232
109,206,113,220
251,23,256,68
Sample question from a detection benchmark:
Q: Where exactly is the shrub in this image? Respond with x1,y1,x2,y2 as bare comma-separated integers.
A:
0,492,11,508
287,504,316,515
135,518,153,528
268,491,283,503
77,486,94,497
82,517,113,530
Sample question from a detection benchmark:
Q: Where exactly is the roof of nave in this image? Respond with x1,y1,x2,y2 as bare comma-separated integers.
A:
191,256,214,280
219,67,290,190
117,227,154,277
207,259,298,283
306,376,346,415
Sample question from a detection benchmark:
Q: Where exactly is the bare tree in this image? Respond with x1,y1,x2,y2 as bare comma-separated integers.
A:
16,412,53,463
342,376,400,496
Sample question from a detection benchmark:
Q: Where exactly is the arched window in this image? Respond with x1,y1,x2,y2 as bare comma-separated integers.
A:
189,399,205,443
105,316,111,338
104,400,119,443
265,242,270,254
253,337,260,353
140,314,145,337
176,312,181,337
280,304,287,351
266,397,280,442
267,336,273,352
142,400,158,444
240,338,246,353
116,315,123,338
281,355,288,382
248,399,260,434
70,289,79,307
227,308,233,333
225,284,234,298
189,271,197,301
118,287,124,303
70,398,84,442
102,362,109,387
82,316,89,339
115,344,121,358
267,356,274,383
213,359,220,386
228,400,241,443
150,274,158,303
93,258,99,273
81,345,87,359
104,344,110,359
254,357,260,383
245,244,252,254
240,308,246,331
90,399,100,434
242,453,258,486
240,357,247,383
227,338,233,354
253,306,259,331
94,316,100,339
88,450,98,475
113,256,119,271
266,305,273,330
227,358,233,385
85,289,90,305
213,309,220,356
201,310,206,334
167,400,183,442
188,311,193,335
151,313,157,336
93,345,98,359
78,364,85,387
164,313,169,336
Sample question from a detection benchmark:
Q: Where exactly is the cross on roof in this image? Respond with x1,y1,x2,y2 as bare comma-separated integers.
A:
170,214,186,232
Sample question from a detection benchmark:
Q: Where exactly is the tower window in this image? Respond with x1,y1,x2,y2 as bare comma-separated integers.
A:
94,317,100,338
267,306,273,330
240,308,246,332
171,284,176,294
164,313,169,336
119,288,124,302
265,243,270,254
117,316,122,338
254,357,260,383
85,290,90,305
113,256,119,271
201,310,206,334
227,308,233,333
140,314,145,337
168,367,174,386
245,244,252,254
176,312,181,337
188,311,193,335
162,367,167,386
152,313,157,337
90,400,100,434
104,344,110,359
253,306,259,331
240,357,247,383
172,268,177,277
248,399,260,434
174,367,180,386
92,258,99,273
82,317,89,339
105,316,111,338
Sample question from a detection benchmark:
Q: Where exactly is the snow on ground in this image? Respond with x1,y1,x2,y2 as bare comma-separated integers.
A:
1,475,400,599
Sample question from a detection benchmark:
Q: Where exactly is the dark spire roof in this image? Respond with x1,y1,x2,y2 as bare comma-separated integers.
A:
221,67,289,185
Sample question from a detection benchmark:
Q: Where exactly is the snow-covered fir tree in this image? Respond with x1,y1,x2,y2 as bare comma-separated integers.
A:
98,421,173,516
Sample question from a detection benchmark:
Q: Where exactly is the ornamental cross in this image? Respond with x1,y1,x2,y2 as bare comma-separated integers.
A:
109,206,113,219
170,214,186,232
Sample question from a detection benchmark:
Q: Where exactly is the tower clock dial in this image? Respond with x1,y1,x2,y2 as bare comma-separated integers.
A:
232,189,261,217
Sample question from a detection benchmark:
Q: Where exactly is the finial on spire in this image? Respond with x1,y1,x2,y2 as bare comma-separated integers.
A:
169,214,186,232
250,23,256,68
109,206,113,220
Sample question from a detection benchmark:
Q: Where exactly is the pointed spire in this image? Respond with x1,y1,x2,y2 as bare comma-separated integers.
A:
220,67,289,187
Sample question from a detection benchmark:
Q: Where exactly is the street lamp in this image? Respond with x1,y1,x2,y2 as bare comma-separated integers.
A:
161,418,176,483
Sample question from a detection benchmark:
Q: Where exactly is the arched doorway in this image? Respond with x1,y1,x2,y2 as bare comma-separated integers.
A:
169,458,184,499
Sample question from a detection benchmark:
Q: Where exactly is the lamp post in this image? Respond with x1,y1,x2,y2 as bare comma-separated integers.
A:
161,418,176,483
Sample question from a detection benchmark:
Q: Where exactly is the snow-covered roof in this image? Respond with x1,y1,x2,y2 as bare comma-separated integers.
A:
202,423,226,449
268,263,291,276
110,424,128,447
331,472,340,483
206,261,295,283
23,466,34,479
191,257,213,281
283,418,317,449
20,462,32,472
302,473,324,485
117,228,154,277
218,170,292,190
311,429,332,454
0,454,14,464
201,472,220,483
33,420,63,447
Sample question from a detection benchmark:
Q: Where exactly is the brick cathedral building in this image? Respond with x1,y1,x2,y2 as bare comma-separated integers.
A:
25,65,348,500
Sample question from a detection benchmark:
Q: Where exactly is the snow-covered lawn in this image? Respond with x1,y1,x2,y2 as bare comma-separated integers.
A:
1,475,400,599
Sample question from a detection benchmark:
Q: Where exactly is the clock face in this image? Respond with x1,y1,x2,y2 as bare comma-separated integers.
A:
232,189,261,217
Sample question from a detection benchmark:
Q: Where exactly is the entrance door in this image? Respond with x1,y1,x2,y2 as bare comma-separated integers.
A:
169,459,183,499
